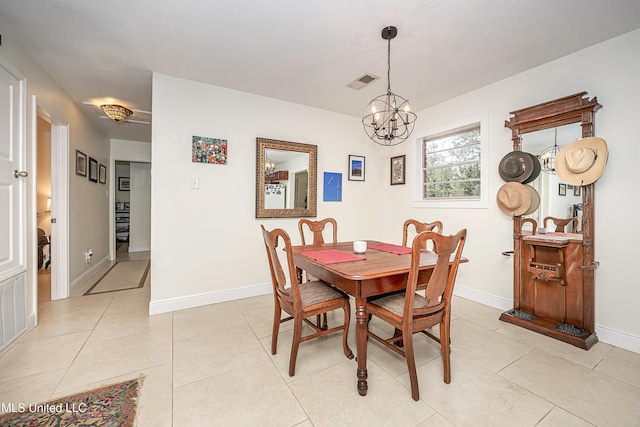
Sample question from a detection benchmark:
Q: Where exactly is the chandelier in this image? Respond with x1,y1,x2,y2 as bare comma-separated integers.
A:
264,157,276,178
362,26,417,146
538,128,564,174
100,104,133,122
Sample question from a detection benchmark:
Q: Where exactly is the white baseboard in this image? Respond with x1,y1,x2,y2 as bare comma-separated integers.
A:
69,256,110,294
454,284,513,311
455,284,640,355
149,282,272,315
128,245,150,252
595,325,640,354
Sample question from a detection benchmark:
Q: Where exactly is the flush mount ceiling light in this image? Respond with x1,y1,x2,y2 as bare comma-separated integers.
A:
100,104,133,122
362,26,417,146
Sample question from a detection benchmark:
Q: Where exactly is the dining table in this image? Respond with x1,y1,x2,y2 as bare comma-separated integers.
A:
291,239,467,396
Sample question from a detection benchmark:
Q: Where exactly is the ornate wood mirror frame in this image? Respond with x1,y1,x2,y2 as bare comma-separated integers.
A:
500,92,602,349
256,137,317,218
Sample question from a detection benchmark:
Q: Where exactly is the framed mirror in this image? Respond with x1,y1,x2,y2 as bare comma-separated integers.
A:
256,137,317,218
520,124,582,232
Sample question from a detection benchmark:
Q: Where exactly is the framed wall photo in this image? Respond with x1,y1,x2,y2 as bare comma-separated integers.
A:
574,185,581,196
390,155,406,185
192,135,228,164
99,164,107,184
323,172,342,201
88,157,98,182
76,150,87,176
348,155,365,181
118,177,130,191
559,183,566,196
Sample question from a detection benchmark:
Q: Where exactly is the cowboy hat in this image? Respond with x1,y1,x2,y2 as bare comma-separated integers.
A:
555,137,608,186
523,185,540,215
498,151,541,184
497,182,538,216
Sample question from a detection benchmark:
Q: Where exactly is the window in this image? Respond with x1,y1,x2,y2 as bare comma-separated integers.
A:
423,126,481,199
413,114,488,208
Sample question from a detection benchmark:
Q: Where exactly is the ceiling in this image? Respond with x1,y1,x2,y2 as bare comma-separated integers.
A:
1,0,640,143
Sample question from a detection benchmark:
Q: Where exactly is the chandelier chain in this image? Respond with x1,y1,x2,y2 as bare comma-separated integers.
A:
387,38,391,93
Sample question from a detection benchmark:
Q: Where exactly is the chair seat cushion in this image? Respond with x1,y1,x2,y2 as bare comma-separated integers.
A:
369,292,430,317
287,280,346,307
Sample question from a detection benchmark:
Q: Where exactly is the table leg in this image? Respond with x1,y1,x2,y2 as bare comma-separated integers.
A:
355,296,368,396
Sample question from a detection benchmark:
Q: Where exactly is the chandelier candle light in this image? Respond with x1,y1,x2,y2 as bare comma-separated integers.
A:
100,104,133,122
362,26,417,146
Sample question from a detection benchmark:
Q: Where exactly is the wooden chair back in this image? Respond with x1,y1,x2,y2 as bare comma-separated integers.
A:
298,218,338,245
522,218,538,235
405,229,467,319
261,225,298,309
543,216,578,233
402,219,443,251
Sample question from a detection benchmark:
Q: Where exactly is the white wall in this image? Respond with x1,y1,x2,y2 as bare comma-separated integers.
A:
150,30,640,352
150,73,382,312
384,29,640,351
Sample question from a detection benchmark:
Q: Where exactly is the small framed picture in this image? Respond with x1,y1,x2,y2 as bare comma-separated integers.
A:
574,186,581,196
88,157,98,182
118,177,130,191
559,183,566,196
348,155,365,181
323,172,342,201
99,164,107,184
76,150,87,176
390,155,406,185
192,135,227,164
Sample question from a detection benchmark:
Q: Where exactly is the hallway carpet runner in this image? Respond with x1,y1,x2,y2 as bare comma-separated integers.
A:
0,378,141,426
84,259,149,295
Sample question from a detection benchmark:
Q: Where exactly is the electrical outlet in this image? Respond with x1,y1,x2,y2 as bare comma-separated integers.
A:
86,249,93,262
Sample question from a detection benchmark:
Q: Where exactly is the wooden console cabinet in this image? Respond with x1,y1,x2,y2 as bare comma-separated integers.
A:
499,92,601,350
504,233,597,349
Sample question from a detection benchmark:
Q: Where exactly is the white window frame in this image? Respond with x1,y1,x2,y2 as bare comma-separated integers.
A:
412,113,489,209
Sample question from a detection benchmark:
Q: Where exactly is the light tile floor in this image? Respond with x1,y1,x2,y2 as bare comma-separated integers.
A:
1,252,640,426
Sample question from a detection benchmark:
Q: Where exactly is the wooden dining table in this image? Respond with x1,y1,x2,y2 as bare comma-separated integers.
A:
291,239,465,396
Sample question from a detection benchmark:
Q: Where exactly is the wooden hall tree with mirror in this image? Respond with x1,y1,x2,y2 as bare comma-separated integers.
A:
500,92,602,350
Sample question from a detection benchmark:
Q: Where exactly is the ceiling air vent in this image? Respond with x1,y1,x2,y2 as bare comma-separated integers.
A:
346,73,379,90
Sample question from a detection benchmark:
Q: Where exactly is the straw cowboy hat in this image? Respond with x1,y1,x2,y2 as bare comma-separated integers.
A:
555,137,608,186
498,151,541,184
496,182,540,216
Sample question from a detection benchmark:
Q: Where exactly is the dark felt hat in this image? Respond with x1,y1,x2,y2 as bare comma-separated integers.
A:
498,151,541,184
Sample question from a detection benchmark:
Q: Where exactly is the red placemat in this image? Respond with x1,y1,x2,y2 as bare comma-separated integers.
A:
300,249,365,264
370,243,412,255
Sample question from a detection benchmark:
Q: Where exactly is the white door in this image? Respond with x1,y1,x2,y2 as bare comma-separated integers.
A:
0,62,27,350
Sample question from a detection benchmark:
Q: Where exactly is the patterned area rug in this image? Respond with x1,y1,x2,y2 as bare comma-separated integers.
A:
84,260,149,295
0,378,141,426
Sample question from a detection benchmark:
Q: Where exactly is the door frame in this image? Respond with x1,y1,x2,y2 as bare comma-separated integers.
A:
34,97,69,302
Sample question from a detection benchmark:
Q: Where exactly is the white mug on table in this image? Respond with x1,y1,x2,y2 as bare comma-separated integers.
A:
353,240,367,254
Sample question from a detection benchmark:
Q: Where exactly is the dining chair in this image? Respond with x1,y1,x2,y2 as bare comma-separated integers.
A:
402,219,444,250
367,229,467,401
298,217,338,329
261,225,353,376
522,218,538,235
543,216,578,233
298,217,338,245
